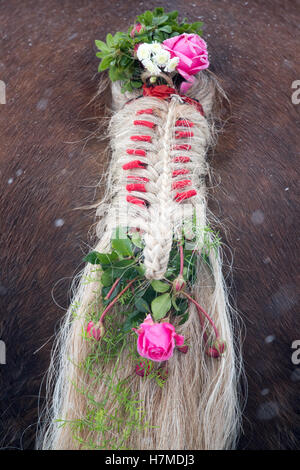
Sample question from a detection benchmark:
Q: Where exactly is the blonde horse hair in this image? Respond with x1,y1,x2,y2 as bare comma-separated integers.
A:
37,71,244,450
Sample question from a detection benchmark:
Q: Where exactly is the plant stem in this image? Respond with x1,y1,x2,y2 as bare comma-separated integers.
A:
181,291,219,339
100,277,139,324
179,243,184,276
105,277,121,300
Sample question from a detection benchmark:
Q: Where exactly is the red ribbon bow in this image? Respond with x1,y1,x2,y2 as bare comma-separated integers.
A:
142,84,176,99
142,84,204,116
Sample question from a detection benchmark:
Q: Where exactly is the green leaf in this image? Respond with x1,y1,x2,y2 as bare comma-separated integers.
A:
120,55,132,67
135,297,150,313
108,66,124,82
101,265,126,286
130,231,143,248
101,269,114,287
122,266,141,280
83,251,101,265
165,266,176,278
96,252,119,265
131,80,143,89
154,31,165,42
153,7,164,16
126,82,133,92
106,33,114,47
98,55,113,71
111,227,134,257
95,39,110,51
156,15,169,25
191,21,203,30
151,293,171,321
84,250,120,266
96,51,107,58
122,311,145,333
171,295,179,311
173,298,189,316
112,258,136,268
135,264,146,276
167,10,178,20
143,10,154,26
150,280,170,293
159,25,172,33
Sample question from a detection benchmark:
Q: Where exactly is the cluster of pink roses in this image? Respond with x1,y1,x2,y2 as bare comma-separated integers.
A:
132,24,209,93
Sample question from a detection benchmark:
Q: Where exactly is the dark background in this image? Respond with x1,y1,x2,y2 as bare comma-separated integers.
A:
0,0,299,450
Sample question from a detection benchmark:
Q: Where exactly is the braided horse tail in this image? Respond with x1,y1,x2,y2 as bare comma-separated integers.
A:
37,71,242,450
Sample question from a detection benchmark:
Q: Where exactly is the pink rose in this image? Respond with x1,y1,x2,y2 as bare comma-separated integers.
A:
173,275,186,293
86,321,103,341
130,23,143,38
177,345,189,354
163,33,209,93
206,339,226,358
133,314,184,362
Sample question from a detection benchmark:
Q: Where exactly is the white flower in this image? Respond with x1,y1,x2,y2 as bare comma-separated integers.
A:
152,49,170,66
137,42,177,76
142,59,161,76
150,42,163,54
137,43,152,61
164,56,180,72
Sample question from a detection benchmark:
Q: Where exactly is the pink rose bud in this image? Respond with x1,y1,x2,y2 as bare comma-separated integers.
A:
86,321,104,341
173,275,186,293
130,23,143,38
135,361,151,377
177,345,189,354
133,314,184,362
206,339,226,358
163,33,209,93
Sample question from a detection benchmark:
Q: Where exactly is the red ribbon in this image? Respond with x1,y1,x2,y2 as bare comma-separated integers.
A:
142,84,204,116
142,84,176,99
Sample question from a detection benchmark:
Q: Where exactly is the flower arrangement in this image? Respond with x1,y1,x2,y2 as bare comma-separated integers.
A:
84,224,226,377
95,7,209,93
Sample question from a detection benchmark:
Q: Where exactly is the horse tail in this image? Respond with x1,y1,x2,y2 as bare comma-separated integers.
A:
37,71,243,450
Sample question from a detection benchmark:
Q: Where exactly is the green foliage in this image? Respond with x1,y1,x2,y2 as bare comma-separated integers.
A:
95,7,203,92
122,310,145,333
151,293,171,321
94,30,141,93
184,218,222,269
111,227,134,257
151,279,170,293
69,222,223,447
136,7,203,42
59,333,152,449
134,296,150,313
130,230,143,249
83,224,221,331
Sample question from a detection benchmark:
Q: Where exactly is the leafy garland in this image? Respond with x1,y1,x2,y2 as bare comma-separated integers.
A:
84,225,220,334
58,224,221,449
95,7,203,93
